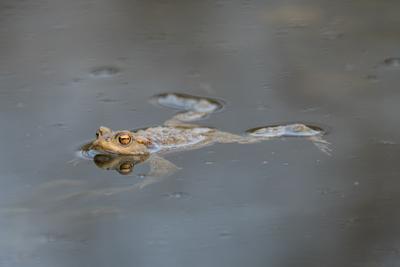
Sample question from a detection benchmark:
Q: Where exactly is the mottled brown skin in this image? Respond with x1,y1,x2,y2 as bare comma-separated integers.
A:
87,124,238,156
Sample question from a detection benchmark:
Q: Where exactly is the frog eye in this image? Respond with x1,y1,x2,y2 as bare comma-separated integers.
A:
96,131,100,138
117,134,132,145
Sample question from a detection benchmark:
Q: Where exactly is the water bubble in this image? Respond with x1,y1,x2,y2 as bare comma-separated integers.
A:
165,192,190,199
365,74,379,82
377,140,396,145
90,66,120,78
50,122,66,128
383,57,400,68
321,30,344,40
256,104,269,111
137,173,146,179
72,77,83,83
301,107,320,113
219,231,232,238
99,98,120,103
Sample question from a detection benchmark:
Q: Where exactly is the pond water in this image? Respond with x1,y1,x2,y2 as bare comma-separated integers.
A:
1,0,400,266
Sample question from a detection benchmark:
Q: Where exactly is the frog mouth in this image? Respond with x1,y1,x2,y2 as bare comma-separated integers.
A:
87,143,122,155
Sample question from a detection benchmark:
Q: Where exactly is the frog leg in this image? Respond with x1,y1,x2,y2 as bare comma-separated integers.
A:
164,111,210,127
207,130,259,144
135,154,180,189
150,92,223,126
244,123,332,155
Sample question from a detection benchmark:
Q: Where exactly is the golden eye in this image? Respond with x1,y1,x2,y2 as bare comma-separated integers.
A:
118,134,132,145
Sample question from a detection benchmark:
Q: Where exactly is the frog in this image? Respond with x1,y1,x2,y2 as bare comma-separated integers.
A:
80,93,330,189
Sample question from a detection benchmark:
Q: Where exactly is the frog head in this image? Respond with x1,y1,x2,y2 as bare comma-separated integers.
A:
89,126,152,155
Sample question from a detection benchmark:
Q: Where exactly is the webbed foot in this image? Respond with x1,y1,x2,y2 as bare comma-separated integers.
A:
245,123,332,155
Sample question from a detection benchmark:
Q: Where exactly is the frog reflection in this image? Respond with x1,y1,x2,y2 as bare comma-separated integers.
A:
93,153,149,175
90,152,179,189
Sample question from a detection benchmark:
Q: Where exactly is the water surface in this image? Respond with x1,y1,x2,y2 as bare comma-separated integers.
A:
1,0,400,266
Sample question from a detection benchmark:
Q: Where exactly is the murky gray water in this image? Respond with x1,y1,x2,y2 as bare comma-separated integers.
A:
1,0,400,266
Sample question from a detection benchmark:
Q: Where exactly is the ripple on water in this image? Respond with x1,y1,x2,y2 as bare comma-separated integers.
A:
90,66,121,78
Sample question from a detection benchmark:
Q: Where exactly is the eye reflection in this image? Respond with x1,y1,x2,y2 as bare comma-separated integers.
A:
118,161,134,175
92,153,149,175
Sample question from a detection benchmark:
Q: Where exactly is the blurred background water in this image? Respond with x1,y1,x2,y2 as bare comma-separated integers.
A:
1,0,400,266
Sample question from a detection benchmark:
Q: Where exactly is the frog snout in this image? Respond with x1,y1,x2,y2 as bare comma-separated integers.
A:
89,139,101,150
